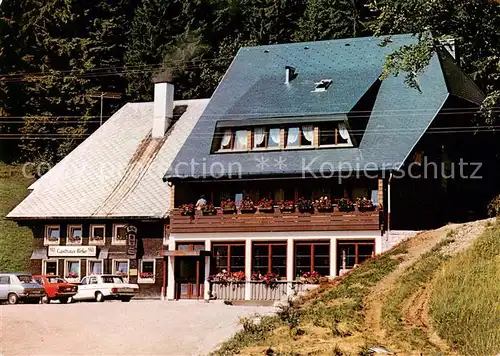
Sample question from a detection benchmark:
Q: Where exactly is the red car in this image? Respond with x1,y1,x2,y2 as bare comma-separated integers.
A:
33,275,78,304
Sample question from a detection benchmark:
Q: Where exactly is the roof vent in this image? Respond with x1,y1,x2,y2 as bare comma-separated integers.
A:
285,66,297,84
313,79,332,92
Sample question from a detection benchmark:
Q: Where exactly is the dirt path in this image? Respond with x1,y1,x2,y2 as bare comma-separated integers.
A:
363,220,490,354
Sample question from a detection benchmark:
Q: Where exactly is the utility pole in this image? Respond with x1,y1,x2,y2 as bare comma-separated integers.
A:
87,92,122,126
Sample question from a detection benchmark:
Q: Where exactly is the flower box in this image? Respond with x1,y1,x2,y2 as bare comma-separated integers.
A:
179,203,195,216
338,198,355,212
257,198,274,213
315,196,333,212
240,196,256,213
356,198,376,212
221,199,237,214
201,203,217,216
297,198,314,213
278,200,295,213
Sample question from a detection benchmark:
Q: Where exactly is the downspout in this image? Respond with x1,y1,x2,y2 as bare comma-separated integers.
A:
387,172,393,241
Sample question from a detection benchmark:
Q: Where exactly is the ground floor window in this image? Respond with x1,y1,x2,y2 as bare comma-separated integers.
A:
295,242,330,278
138,260,156,283
42,259,59,275
252,242,286,277
337,240,375,274
64,259,81,282
211,243,245,274
112,259,129,280
87,259,103,276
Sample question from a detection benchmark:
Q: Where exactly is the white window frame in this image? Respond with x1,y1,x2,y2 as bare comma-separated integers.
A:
42,259,59,275
112,259,130,281
90,224,106,245
64,259,81,283
138,259,156,284
44,225,61,245
112,224,127,245
86,259,104,276
67,224,83,245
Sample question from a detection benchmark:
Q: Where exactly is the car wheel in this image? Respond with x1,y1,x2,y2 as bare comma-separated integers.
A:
121,297,132,302
42,295,50,304
67,296,74,303
7,293,18,305
95,292,104,302
59,297,69,304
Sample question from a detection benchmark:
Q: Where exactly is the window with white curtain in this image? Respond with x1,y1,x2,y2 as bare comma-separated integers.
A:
215,122,352,153
268,128,280,147
337,122,350,144
220,129,232,150
234,130,248,150
254,127,266,148
301,125,313,146
286,127,300,147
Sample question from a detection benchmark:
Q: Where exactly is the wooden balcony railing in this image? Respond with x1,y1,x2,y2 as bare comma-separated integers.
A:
170,206,382,233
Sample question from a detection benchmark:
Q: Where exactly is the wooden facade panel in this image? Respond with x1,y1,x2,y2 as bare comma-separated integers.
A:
170,209,380,233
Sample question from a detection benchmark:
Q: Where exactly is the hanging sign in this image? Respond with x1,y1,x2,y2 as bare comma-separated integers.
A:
126,225,138,258
48,246,97,257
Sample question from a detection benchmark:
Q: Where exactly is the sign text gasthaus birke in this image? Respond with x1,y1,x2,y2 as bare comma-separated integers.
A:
48,246,97,257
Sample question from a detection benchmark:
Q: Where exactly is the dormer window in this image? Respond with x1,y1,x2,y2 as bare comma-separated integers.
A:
313,79,333,92
213,120,352,153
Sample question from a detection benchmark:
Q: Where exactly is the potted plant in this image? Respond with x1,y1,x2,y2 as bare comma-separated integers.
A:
201,203,217,216
251,271,280,288
297,197,314,213
178,203,195,216
140,272,154,279
338,198,355,212
357,197,376,212
278,200,295,212
296,271,329,284
221,199,237,214
257,197,274,212
240,196,255,213
315,196,333,212
207,270,245,285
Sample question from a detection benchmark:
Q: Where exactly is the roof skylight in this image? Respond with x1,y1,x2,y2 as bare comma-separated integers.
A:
313,79,333,92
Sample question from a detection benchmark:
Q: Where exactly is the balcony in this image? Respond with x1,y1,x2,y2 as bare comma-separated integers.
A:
170,206,382,234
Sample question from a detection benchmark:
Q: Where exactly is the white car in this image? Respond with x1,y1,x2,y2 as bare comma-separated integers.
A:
71,275,138,303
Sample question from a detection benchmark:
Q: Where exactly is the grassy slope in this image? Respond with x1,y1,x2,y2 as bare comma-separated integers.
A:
213,221,498,355
430,222,500,355
213,243,410,355
0,163,34,272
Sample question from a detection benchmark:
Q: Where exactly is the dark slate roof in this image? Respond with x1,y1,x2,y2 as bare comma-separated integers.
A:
165,34,483,180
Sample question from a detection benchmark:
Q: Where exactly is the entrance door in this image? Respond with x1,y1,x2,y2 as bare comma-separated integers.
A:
176,257,205,299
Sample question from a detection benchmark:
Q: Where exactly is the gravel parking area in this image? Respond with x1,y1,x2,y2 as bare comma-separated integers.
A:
0,300,275,356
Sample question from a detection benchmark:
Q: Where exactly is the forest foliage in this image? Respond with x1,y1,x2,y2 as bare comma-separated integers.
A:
0,0,498,167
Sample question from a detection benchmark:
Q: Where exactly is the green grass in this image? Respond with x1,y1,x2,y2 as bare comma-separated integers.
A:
430,222,500,355
380,231,456,352
0,163,34,272
304,243,408,330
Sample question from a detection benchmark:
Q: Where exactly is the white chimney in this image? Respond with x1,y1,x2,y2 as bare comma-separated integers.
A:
152,81,174,139
285,66,296,84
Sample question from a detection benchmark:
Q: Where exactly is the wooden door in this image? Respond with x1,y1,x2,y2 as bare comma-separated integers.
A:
176,257,204,299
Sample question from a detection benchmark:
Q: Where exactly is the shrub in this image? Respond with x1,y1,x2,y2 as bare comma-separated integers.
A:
487,194,500,217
